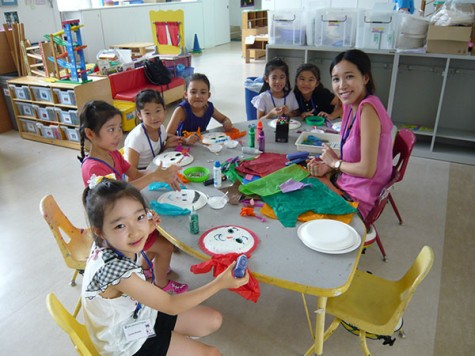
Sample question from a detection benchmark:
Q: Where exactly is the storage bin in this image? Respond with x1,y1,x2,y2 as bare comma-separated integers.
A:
396,13,429,50
9,85,31,100
37,123,63,140
315,8,358,48
269,10,306,46
295,131,340,154
52,88,77,106
113,100,136,132
55,108,79,125
61,126,81,142
15,102,36,117
356,11,399,50
33,105,57,122
19,119,40,135
31,86,54,102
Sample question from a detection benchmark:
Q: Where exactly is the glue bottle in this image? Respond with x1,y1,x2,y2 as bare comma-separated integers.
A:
189,206,199,234
258,127,265,152
248,124,255,148
255,120,263,147
213,160,222,188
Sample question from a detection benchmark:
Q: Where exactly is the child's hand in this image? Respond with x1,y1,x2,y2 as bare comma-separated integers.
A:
269,107,283,119
317,111,330,119
185,134,200,145
223,117,233,131
300,109,315,119
216,261,250,289
153,163,182,191
165,135,182,148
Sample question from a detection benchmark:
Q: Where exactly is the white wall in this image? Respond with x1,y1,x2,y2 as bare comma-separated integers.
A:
1,0,62,43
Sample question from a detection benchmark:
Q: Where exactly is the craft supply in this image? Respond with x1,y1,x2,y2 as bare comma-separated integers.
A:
199,225,259,255
213,161,222,188
242,147,262,155
285,157,308,166
248,124,255,148
286,151,309,161
182,166,210,183
306,115,326,126
204,175,227,186
189,206,200,234
255,120,263,147
275,116,289,143
233,255,248,278
258,127,265,152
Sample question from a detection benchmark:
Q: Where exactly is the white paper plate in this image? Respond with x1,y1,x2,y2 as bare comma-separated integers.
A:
153,151,194,167
297,219,361,254
201,132,229,145
157,190,207,210
268,118,302,130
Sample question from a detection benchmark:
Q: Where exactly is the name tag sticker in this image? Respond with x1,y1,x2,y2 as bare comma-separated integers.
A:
123,320,156,342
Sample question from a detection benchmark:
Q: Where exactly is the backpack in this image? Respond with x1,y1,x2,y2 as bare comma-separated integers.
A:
143,58,173,86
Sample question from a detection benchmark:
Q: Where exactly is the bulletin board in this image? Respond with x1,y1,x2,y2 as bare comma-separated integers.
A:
149,9,184,55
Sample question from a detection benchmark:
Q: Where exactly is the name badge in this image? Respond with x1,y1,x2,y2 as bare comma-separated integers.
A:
123,320,156,342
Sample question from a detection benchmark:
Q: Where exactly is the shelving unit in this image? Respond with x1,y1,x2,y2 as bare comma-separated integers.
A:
241,9,268,59
267,44,475,165
8,76,112,150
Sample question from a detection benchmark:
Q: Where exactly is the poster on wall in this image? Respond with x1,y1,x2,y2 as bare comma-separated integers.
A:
241,0,254,7
1,0,19,6
3,11,19,28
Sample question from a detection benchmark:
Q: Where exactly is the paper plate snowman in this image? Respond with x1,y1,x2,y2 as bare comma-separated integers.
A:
199,225,259,256
153,151,194,168
268,118,302,130
157,190,207,210
201,132,229,145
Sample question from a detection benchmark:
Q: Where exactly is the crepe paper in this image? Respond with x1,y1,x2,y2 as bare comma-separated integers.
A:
225,127,247,140
148,182,187,191
235,152,288,178
279,179,312,193
175,145,191,156
178,173,190,184
240,207,266,222
149,201,191,216
239,164,309,197
181,127,202,140
190,253,260,302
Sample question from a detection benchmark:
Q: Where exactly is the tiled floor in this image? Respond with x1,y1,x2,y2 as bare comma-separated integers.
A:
1,41,474,355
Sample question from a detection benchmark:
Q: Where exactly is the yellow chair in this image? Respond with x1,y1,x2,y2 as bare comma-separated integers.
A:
324,246,434,355
46,293,99,356
39,195,93,288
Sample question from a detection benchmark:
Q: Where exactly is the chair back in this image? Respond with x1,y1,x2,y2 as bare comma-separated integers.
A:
40,195,92,270
364,171,399,227
392,129,416,183
46,293,99,356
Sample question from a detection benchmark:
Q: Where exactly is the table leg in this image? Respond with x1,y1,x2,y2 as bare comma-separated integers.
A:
314,296,327,355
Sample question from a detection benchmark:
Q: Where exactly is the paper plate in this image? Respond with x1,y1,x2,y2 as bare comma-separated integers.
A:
153,151,194,167
201,132,229,145
332,120,342,132
268,118,302,130
297,219,361,254
157,190,207,210
199,225,259,256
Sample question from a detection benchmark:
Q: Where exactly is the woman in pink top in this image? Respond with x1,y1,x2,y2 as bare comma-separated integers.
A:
308,49,393,218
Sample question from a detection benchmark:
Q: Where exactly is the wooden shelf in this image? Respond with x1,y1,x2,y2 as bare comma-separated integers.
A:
241,9,268,58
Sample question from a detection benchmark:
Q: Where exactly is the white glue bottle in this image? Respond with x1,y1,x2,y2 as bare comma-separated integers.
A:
213,160,222,188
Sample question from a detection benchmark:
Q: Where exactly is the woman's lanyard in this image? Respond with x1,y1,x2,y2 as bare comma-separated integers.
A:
340,109,357,161
142,123,163,158
269,90,286,108
111,248,154,319
83,156,124,181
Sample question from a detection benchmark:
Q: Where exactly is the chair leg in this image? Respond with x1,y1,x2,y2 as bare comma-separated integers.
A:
70,270,79,287
373,226,387,262
72,296,82,318
358,331,372,356
388,193,403,225
324,318,341,342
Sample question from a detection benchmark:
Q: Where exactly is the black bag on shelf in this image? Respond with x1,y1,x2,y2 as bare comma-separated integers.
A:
143,58,172,86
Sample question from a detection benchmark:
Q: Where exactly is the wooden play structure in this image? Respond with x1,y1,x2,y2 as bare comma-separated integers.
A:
149,9,185,55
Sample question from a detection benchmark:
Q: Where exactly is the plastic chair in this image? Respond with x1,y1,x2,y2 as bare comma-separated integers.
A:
324,246,434,355
46,293,99,356
389,129,416,225
39,195,93,288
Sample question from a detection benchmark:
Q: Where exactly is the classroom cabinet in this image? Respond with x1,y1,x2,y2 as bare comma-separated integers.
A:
242,9,268,59
267,44,475,165
8,76,112,150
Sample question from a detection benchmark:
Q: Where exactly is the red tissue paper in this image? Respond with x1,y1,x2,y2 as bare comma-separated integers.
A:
190,253,260,302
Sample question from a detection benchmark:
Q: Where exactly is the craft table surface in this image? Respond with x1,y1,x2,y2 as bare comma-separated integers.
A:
142,120,366,297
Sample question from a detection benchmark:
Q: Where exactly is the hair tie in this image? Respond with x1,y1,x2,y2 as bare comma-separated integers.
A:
87,173,117,189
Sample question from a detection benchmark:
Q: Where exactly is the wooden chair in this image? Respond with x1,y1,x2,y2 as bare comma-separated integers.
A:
324,246,434,355
39,195,93,287
46,293,99,356
389,128,416,225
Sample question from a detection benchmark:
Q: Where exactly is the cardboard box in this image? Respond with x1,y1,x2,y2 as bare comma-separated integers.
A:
426,25,471,55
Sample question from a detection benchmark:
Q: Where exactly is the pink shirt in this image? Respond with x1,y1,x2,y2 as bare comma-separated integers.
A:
81,151,131,186
336,95,393,218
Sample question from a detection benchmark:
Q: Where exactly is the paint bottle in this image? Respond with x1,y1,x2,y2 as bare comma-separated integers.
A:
258,128,265,152
248,124,255,148
213,160,222,188
255,120,263,147
189,206,199,234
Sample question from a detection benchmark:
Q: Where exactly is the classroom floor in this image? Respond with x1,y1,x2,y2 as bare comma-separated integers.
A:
1,42,474,355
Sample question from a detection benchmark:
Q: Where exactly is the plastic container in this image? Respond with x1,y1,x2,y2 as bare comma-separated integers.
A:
15,102,36,117
113,100,136,132
258,128,265,152
33,105,57,122
248,124,255,148
9,85,31,100
37,123,63,140
255,120,263,147
182,166,209,183
295,131,340,154
269,10,306,45
55,108,79,125
396,13,429,50
52,89,76,106
244,77,263,121
315,8,358,48
189,206,199,234
356,11,399,50
213,161,222,188
31,86,53,102
19,119,40,134
61,126,80,142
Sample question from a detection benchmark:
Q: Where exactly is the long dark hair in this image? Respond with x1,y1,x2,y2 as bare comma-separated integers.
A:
82,178,148,247
77,100,122,163
135,89,165,112
294,63,325,98
259,57,292,95
330,49,376,95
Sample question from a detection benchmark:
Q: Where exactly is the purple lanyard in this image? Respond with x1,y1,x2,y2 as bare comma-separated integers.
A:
142,123,163,158
83,156,125,181
269,90,286,108
340,109,357,161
